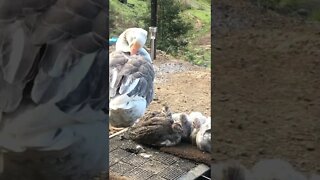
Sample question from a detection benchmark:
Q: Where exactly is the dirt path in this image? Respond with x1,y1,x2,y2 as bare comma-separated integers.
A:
213,0,320,174
147,52,211,116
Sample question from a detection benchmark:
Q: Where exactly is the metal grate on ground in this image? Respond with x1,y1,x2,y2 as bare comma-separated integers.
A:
109,130,210,180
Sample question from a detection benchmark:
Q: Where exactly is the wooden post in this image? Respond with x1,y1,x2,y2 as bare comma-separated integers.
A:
151,0,157,27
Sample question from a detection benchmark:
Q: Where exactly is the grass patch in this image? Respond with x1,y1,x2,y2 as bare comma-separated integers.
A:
110,0,148,36
180,0,211,68
311,10,320,21
110,0,211,68
183,9,210,39
182,47,211,67
253,0,320,21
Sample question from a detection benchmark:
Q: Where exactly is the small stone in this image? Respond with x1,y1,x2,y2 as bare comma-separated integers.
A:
306,143,315,151
139,153,152,159
136,145,145,153
258,148,265,155
240,152,248,157
300,160,306,166
216,138,223,142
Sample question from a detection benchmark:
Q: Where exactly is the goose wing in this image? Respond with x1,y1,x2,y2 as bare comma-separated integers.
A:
0,0,107,151
109,51,154,106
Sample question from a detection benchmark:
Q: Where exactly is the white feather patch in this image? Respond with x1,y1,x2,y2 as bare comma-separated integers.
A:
110,69,118,89
189,112,207,125
110,95,146,110
119,78,140,95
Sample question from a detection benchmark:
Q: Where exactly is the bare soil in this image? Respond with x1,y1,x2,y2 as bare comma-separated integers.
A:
213,0,320,174
148,53,211,116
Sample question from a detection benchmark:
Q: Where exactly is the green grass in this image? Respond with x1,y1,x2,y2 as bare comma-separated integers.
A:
180,0,211,68
255,0,320,22
311,10,320,21
110,0,211,68
183,47,211,67
182,9,210,39
278,0,307,8
110,0,148,36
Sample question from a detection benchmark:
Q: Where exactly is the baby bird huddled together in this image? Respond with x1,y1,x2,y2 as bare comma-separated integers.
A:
128,105,211,153
172,111,212,153
128,106,185,147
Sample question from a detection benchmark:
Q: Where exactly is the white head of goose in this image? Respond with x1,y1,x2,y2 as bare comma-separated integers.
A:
109,28,155,127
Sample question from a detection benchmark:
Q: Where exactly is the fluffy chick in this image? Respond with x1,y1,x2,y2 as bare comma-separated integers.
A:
188,112,208,145
128,106,183,147
196,117,211,153
172,113,192,142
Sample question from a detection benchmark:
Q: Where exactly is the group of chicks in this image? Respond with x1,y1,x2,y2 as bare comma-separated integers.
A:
128,106,212,153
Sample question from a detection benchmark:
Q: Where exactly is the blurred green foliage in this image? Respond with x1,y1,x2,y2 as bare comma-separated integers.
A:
252,0,320,21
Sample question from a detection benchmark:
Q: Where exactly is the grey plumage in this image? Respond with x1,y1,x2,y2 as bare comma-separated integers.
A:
109,28,155,127
196,117,211,153
109,51,154,105
172,113,192,142
0,0,107,179
109,51,154,127
128,106,183,147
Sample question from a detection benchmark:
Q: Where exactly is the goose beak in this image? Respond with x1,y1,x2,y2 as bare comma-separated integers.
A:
130,40,141,55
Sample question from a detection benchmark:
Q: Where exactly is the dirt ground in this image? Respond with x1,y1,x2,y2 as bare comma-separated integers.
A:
147,52,211,116
213,0,320,174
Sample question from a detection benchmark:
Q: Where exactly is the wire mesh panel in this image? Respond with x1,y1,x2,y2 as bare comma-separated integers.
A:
109,132,210,179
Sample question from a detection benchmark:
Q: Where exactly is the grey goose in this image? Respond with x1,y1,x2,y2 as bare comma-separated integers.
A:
109,28,155,128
